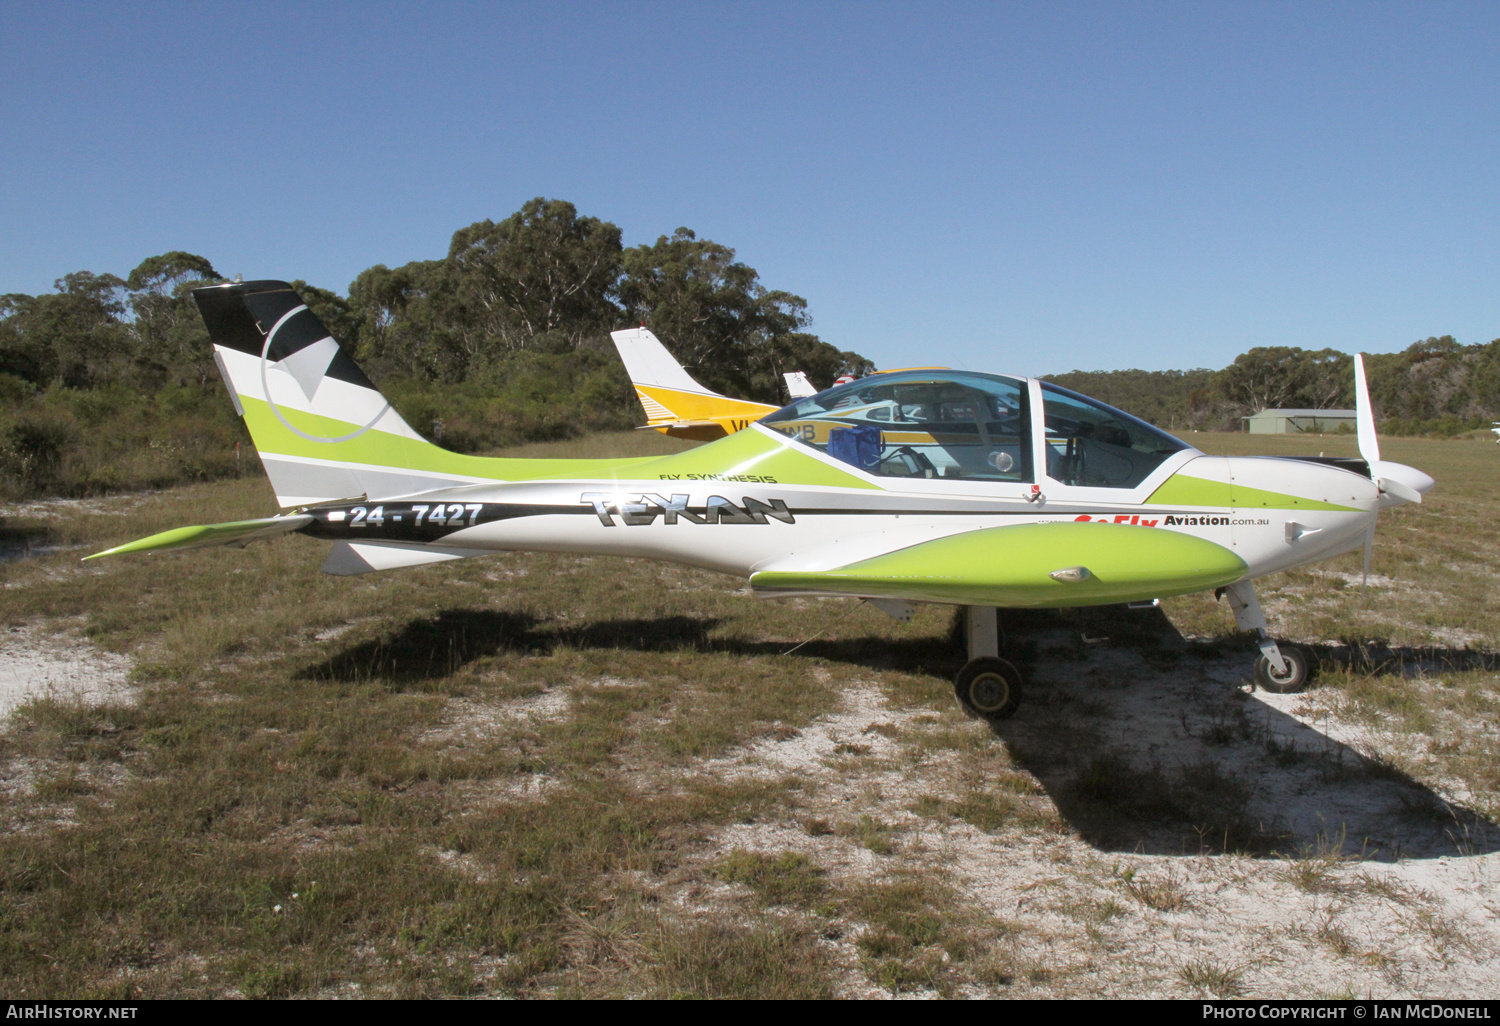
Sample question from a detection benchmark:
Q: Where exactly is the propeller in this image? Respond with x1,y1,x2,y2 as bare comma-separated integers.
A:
1355,354,1435,508
1353,353,1435,587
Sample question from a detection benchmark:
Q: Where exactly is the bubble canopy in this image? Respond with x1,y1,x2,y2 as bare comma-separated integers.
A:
760,370,1194,489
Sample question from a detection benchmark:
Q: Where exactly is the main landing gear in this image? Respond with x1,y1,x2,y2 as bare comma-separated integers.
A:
955,606,1023,721
1221,581,1313,694
952,585,1313,719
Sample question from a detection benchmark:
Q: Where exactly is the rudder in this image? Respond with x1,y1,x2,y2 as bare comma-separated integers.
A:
195,280,476,507
609,326,779,438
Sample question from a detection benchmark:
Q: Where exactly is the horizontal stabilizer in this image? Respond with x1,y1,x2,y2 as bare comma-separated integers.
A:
750,522,1247,608
84,515,314,560
633,420,722,432
320,540,479,576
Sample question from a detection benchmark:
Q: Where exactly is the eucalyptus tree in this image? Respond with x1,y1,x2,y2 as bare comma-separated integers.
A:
3,272,132,388
1215,347,1352,415
0,292,50,384
1364,336,1500,425
125,252,220,386
446,198,624,359
617,228,816,403
348,260,469,381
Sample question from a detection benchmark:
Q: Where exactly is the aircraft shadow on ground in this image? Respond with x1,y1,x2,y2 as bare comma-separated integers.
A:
303,604,1498,862
299,609,730,684
0,523,60,564
980,606,1500,861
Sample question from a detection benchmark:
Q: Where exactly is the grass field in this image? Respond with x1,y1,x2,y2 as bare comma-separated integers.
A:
1,429,1496,998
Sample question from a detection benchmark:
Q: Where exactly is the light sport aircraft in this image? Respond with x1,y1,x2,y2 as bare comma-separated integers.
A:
610,326,809,440
89,280,1435,721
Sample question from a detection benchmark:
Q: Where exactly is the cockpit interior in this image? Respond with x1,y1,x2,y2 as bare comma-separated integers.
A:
759,370,1193,489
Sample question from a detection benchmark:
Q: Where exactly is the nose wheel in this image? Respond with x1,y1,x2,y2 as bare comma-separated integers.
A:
1254,643,1311,694
1222,581,1314,694
954,657,1023,721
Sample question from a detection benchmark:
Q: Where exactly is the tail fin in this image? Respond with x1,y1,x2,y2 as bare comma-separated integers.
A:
783,370,817,400
195,280,478,507
609,326,780,440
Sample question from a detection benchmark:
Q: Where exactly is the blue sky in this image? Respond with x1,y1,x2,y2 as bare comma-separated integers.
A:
3,1,1497,375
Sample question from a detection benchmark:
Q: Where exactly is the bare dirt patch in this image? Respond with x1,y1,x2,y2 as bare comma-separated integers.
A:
0,624,133,721
653,618,1500,999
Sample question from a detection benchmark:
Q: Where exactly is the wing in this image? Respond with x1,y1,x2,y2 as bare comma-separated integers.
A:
749,521,1247,608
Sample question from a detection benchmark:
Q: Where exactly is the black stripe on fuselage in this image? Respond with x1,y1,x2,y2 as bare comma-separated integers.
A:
298,499,1204,546
1278,456,1371,478
302,501,589,544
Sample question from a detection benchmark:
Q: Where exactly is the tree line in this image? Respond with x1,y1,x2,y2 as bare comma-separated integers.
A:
1046,339,1500,436
0,199,870,402
3,195,1498,500
0,200,872,498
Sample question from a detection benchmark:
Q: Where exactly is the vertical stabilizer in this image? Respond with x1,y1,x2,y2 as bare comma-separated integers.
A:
609,326,780,439
195,280,482,507
783,370,817,399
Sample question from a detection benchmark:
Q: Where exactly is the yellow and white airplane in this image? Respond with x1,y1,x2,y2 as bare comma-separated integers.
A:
610,326,802,440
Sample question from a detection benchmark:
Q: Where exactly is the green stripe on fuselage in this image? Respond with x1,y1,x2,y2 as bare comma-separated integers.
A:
241,398,877,488
631,427,880,490
1144,473,1358,512
240,397,644,482
751,521,1246,607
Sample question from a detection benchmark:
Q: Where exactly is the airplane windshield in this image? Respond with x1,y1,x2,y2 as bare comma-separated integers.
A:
761,371,1032,482
1039,382,1195,488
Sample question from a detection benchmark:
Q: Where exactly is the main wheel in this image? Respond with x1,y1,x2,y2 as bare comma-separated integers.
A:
954,657,1023,721
1254,643,1312,694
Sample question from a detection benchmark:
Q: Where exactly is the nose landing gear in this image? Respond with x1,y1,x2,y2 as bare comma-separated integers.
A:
1254,643,1311,693
1222,580,1314,694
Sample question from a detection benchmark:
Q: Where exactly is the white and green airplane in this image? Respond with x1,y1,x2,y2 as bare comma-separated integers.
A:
89,280,1434,720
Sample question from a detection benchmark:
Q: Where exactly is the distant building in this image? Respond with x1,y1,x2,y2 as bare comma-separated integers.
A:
1242,409,1358,434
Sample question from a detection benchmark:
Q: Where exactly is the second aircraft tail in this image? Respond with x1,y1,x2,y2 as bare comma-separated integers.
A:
609,326,780,440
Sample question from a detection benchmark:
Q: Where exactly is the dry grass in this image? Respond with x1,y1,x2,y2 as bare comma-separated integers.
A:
1117,865,1192,912
1181,957,1249,998
0,430,1497,997
1279,830,1361,893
